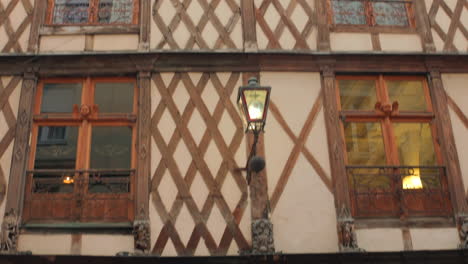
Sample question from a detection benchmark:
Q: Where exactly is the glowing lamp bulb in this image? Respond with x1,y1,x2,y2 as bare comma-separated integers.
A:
248,101,263,120
63,176,74,184
402,175,422,189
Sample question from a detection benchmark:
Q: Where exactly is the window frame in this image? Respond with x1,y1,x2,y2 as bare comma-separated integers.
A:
45,0,140,26
336,75,452,218
327,0,416,32
23,77,138,224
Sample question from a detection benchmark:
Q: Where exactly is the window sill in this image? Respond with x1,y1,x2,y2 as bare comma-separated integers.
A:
354,216,455,229
21,222,133,233
329,24,417,34
40,25,140,36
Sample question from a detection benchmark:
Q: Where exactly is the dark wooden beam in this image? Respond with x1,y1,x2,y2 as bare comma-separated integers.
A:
241,0,257,51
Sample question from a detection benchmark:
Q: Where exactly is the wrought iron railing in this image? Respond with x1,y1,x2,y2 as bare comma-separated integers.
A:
27,169,135,194
346,166,452,218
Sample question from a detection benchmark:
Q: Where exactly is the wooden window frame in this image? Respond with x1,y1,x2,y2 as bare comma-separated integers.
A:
336,75,452,218
327,0,416,33
23,77,138,224
45,0,140,26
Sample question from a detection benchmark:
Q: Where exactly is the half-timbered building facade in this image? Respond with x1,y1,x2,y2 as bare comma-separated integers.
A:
0,0,467,259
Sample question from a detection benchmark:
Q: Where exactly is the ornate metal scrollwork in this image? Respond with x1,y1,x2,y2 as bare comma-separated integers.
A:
251,218,275,254
338,206,364,252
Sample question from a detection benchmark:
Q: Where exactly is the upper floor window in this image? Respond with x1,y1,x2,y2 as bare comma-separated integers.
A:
336,75,452,218
23,77,137,223
46,0,139,25
329,0,415,27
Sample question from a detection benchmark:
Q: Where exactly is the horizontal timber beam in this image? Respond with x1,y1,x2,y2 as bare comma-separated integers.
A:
0,53,467,76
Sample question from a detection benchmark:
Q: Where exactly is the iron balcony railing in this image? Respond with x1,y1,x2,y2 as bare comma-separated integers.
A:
346,165,452,218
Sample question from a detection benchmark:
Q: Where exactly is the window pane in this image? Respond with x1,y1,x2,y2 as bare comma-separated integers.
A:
33,126,78,193
372,0,409,26
393,123,436,166
53,0,90,24
41,83,82,113
89,126,132,193
344,122,386,165
387,80,428,111
339,80,377,111
94,82,134,113
331,0,366,25
98,0,134,24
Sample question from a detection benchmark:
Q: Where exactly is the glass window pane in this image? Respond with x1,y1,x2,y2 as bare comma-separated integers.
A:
89,126,132,193
393,123,436,166
53,0,90,24
98,0,134,24
344,122,386,165
331,0,366,25
33,126,78,193
372,0,409,26
41,83,82,113
94,82,134,113
387,80,428,111
339,80,377,111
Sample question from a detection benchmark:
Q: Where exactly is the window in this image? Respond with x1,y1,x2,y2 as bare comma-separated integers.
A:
336,75,452,218
23,77,137,223
329,0,415,27
46,0,139,25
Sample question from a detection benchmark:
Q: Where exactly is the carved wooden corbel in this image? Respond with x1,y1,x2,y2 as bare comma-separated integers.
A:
338,206,364,252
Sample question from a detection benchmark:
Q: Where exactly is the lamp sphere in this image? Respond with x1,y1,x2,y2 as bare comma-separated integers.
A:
249,156,266,173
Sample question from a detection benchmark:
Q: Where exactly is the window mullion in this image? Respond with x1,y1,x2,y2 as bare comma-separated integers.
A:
365,0,375,26
89,0,98,24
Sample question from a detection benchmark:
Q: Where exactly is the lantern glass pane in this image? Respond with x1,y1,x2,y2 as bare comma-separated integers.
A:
243,89,267,121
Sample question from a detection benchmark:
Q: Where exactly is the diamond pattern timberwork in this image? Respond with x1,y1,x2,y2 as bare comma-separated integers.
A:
0,76,21,208
152,0,243,50
150,72,250,256
0,0,34,53
254,0,316,50
427,0,468,52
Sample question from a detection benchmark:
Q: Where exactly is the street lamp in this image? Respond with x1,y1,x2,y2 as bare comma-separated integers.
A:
237,77,271,184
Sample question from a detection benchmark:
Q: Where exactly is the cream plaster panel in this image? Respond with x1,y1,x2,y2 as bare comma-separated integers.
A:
445,0,458,12
461,8,468,32
411,228,459,250
18,234,72,254
0,27,8,50
8,78,21,119
40,35,85,52
330,33,373,51
273,154,338,253
379,34,422,52
356,228,404,251
453,29,467,52
256,24,269,50
93,34,139,51
81,235,133,255
0,112,7,140
0,142,13,186
424,0,433,13
9,1,27,31
442,75,468,115
306,27,318,51
149,194,164,251
436,9,451,33
306,109,331,177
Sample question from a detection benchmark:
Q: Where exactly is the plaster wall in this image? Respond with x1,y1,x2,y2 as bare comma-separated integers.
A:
379,34,422,52
330,33,373,51
261,72,337,253
81,234,134,255
18,234,72,254
0,0,33,53
411,228,459,250
356,228,404,252
93,34,139,51
39,35,86,52
442,74,468,196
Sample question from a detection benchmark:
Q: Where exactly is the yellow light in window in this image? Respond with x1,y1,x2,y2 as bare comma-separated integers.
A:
402,169,423,189
63,176,74,184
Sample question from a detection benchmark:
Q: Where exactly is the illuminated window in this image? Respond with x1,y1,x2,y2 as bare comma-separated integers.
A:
47,0,138,25
23,77,137,223
337,75,452,218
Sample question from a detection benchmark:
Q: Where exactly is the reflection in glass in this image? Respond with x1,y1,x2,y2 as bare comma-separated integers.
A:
372,0,409,26
94,82,134,113
387,80,427,111
53,0,90,24
345,122,389,190
98,0,133,24
339,80,377,110
33,126,78,193
331,0,366,25
393,123,439,189
89,126,132,193
41,83,82,113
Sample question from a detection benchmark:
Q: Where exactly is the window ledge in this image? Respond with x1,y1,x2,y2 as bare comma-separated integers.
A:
40,25,140,36
330,24,417,34
354,217,455,229
21,222,133,233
